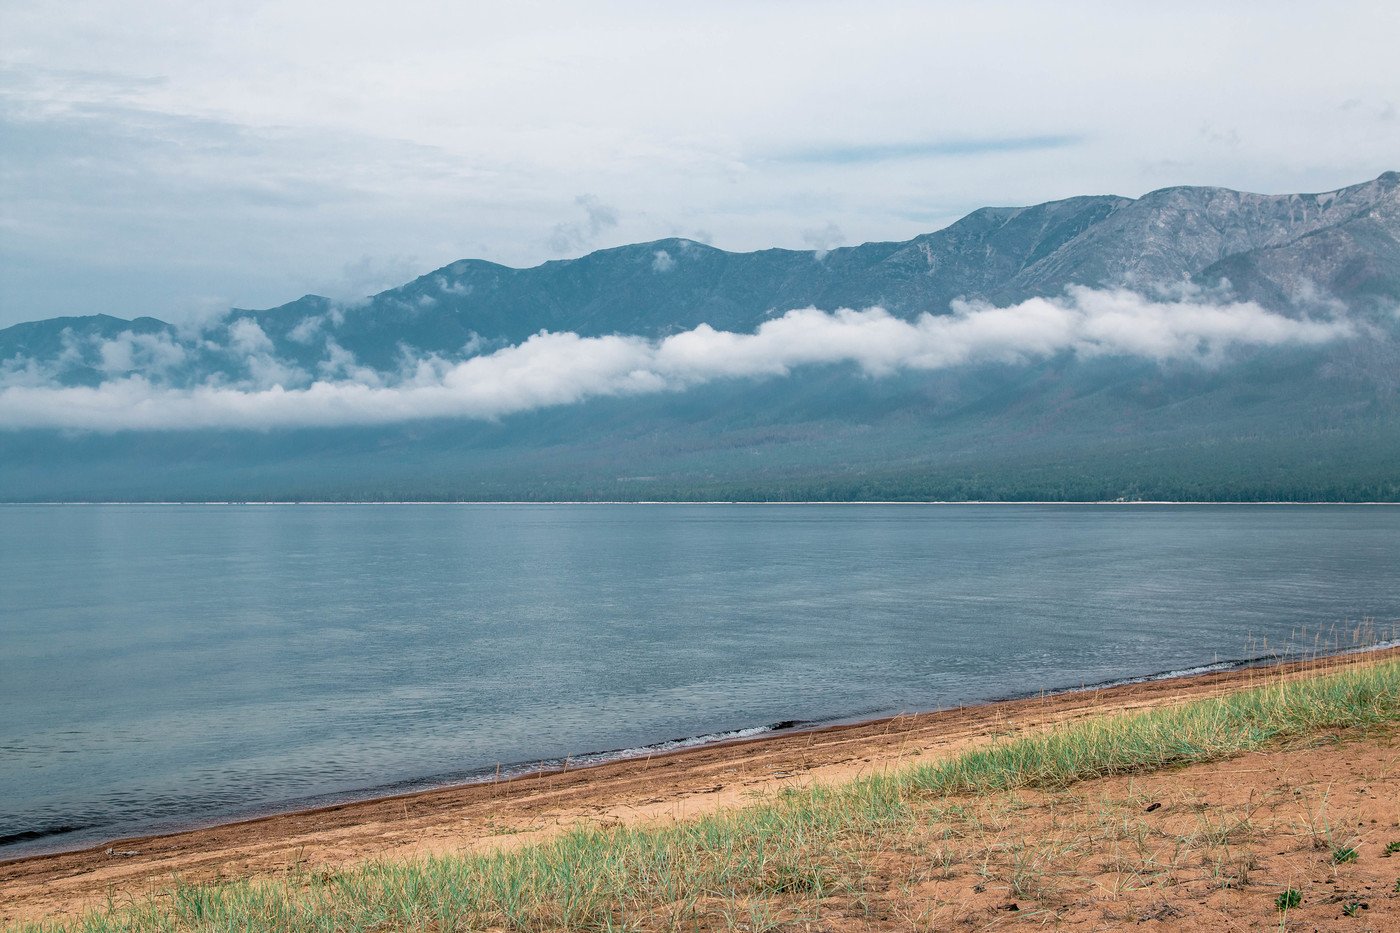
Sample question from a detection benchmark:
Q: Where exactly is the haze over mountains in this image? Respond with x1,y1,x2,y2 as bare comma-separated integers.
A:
3,173,1399,501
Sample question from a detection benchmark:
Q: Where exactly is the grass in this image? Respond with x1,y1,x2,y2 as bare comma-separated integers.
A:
14,657,1400,933
898,659,1397,796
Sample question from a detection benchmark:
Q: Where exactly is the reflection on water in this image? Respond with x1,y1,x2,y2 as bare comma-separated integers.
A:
1,503,1396,857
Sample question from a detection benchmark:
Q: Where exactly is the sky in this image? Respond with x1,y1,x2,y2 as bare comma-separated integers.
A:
2,0,1399,328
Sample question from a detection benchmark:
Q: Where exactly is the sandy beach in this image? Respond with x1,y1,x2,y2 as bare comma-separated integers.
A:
4,646,1398,926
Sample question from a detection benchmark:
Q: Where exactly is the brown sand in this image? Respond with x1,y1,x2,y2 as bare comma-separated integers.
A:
798,719,1399,930
2,648,1397,926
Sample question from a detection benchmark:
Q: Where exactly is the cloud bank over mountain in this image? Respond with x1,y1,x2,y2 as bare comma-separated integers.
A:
0,288,1353,432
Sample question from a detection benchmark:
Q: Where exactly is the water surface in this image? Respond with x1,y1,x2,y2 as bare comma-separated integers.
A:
2,503,1397,858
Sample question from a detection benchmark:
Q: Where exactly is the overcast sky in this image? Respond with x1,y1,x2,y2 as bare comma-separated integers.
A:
2,0,1398,328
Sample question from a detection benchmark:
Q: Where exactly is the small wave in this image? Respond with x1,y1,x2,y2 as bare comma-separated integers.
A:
0,824,88,847
478,720,820,783
1064,657,1273,693
565,722,804,767
1056,638,1400,696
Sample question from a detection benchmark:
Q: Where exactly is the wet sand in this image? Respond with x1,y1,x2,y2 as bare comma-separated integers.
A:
3,647,1397,924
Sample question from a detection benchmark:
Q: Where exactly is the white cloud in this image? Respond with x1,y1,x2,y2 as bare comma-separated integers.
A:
226,318,273,355
317,339,382,385
96,331,188,376
220,316,309,388
548,194,620,254
287,315,325,344
651,249,675,272
0,355,52,388
0,288,1355,432
801,222,846,260
243,354,308,390
312,256,427,305
5,2,1398,327
435,275,471,296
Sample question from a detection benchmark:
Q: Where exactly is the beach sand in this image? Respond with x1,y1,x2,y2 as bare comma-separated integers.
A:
3,647,1397,926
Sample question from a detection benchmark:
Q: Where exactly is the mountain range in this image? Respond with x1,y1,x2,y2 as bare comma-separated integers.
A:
2,172,1398,501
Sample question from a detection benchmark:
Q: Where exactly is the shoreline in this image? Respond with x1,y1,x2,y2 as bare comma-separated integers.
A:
6,641,1395,864
4,644,1397,923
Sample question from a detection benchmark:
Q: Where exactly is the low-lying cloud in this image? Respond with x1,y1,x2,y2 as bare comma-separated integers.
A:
0,287,1355,432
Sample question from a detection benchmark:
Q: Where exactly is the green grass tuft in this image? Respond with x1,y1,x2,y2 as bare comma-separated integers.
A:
904,661,1400,796
1332,845,1360,864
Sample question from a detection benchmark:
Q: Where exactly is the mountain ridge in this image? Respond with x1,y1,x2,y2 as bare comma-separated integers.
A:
6,173,1397,374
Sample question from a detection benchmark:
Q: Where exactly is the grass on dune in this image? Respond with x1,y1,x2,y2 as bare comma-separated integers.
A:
21,658,1400,933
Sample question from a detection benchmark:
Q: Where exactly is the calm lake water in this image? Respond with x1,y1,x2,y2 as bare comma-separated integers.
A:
2,503,1397,858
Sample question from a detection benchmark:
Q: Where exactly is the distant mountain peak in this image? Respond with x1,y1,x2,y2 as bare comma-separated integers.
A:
4,172,1397,379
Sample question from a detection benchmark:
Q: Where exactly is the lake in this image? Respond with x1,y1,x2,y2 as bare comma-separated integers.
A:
2,503,1397,858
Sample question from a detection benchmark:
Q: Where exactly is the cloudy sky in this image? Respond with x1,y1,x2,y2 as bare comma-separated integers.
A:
3,0,1398,328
